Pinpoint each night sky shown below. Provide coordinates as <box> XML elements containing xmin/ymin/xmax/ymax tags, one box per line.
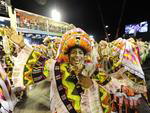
<box><xmin>11</xmin><ymin>0</ymin><xmax>149</xmax><ymax>42</ymax></box>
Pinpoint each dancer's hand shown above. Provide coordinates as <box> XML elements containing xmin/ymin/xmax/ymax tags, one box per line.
<box><xmin>78</xmin><ymin>75</ymin><xmax>93</xmax><ymax>89</ymax></box>
<box><xmin>4</xmin><ymin>28</ymin><xmax>25</xmax><ymax>48</ymax></box>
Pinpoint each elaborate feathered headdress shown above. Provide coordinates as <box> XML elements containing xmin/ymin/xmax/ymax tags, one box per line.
<box><xmin>57</xmin><ymin>28</ymin><xmax>93</xmax><ymax>62</ymax></box>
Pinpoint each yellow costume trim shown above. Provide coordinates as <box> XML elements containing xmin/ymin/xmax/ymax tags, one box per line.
<box><xmin>43</xmin><ymin>59</ymin><xmax>50</xmax><ymax>77</ymax></box>
<box><xmin>60</xmin><ymin>63</ymin><xmax>81</xmax><ymax>111</ymax></box>
<box><xmin>96</xmin><ymin>71</ymin><xmax>108</xmax><ymax>84</ymax></box>
<box><xmin>99</xmin><ymin>87</ymin><xmax>111</xmax><ymax>113</ymax></box>
<box><xmin>24</xmin><ymin>51</ymin><xmax>43</xmax><ymax>85</ymax></box>
<box><xmin>92</xmin><ymin>70</ymin><xmax>111</xmax><ymax>113</ymax></box>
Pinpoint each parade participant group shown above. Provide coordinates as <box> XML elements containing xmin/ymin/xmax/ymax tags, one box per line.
<box><xmin>0</xmin><ymin>27</ymin><xmax>150</xmax><ymax>113</ymax></box>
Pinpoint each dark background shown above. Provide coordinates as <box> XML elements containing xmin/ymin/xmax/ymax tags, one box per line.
<box><xmin>11</xmin><ymin>0</ymin><xmax>150</xmax><ymax>42</ymax></box>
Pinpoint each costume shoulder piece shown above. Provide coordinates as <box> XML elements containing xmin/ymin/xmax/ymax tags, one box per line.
<box><xmin>12</xmin><ymin>45</ymin><xmax>33</xmax><ymax>87</ymax></box>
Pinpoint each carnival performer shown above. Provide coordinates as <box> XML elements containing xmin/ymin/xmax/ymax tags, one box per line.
<box><xmin>2</xmin><ymin>28</ymin><xmax>49</xmax><ymax>88</ymax></box>
<box><xmin>0</xmin><ymin>42</ymin><xmax>17</xmax><ymax>113</ymax></box>
<box><xmin>47</xmin><ymin>28</ymin><xmax>128</xmax><ymax>113</ymax></box>
<box><xmin>42</xmin><ymin>36</ymin><xmax>62</xmax><ymax>59</ymax></box>
<box><xmin>98</xmin><ymin>38</ymin><xmax>148</xmax><ymax>113</ymax></box>
<box><xmin>42</xmin><ymin>36</ymin><xmax>54</xmax><ymax>58</ymax></box>
<box><xmin>136</xmin><ymin>39</ymin><xmax>150</xmax><ymax>107</ymax></box>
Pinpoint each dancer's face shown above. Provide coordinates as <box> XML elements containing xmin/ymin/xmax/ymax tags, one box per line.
<box><xmin>69</xmin><ymin>48</ymin><xmax>85</xmax><ymax>66</ymax></box>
